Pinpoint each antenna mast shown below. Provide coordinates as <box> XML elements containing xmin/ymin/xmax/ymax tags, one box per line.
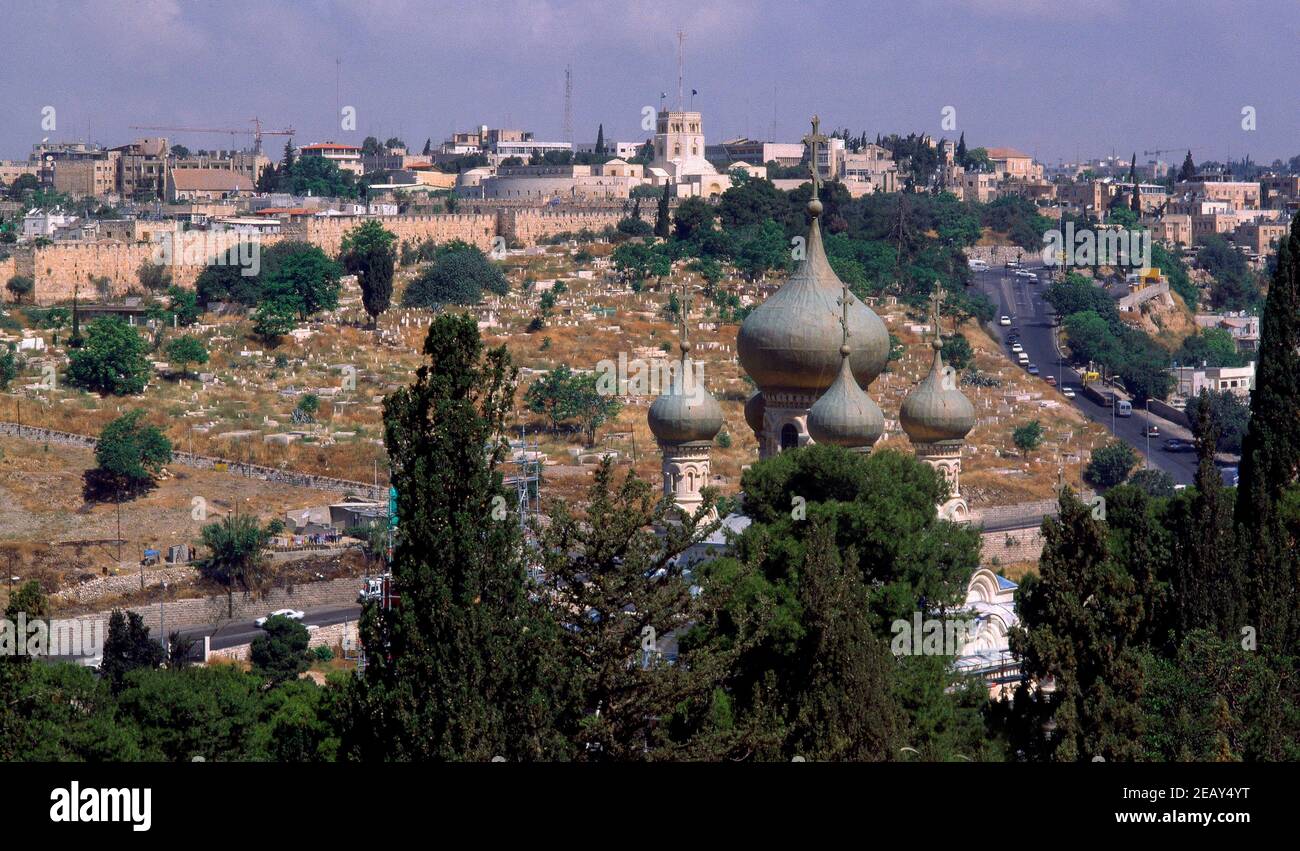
<box><xmin>676</xmin><ymin>30</ymin><xmax>685</xmax><ymax>111</ymax></box>
<box><xmin>563</xmin><ymin>65</ymin><xmax>573</xmax><ymax>143</ymax></box>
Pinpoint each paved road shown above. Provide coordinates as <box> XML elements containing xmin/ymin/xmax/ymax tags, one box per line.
<box><xmin>175</xmin><ymin>603</ymin><xmax>363</xmax><ymax>651</ymax></box>
<box><xmin>970</xmin><ymin>260</ymin><xmax>1198</xmax><ymax>486</ymax></box>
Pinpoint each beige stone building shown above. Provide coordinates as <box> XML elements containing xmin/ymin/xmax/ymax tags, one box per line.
<box><xmin>1175</xmin><ymin>179</ymin><xmax>1260</xmax><ymax>210</ymax></box>
<box><xmin>986</xmin><ymin>147</ymin><xmax>1042</xmax><ymax>181</ymax></box>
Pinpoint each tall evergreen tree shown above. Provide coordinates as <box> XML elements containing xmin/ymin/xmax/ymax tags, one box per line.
<box><xmin>956</xmin><ymin>132</ymin><xmax>967</xmax><ymax>167</ymax></box>
<box><xmin>339</xmin><ymin>219</ymin><xmax>397</xmax><ymax>329</ymax></box>
<box><xmin>1235</xmin><ymin>212</ymin><xmax>1300</xmax><ymax>650</ymax></box>
<box><xmin>1168</xmin><ymin>393</ymin><xmax>1245</xmax><ymax>640</ymax></box>
<box><xmin>339</xmin><ymin>314</ymin><xmax>568</xmax><ymax>761</ymax></box>
<box><xmin>594</xmin><ymin>123</ymin><xmax>605</xmax><ymax>155</ymax></box>
<box><xmin>1004</xmin><ymin>489</ymin><xmax>1145</xmax><ymax>761</ymax></box>
<box><xmin>1178</xmin><ymin>150</ymin><xmax>1196</xmax><ymax>182</ymax></box>
<box><xmin>536</xmin><ymin>459</ymin><xmax>726</xmax><ymax>760</ymax></box>
<box><xmin>654</xmin><ymin>184</ymin><xmax>671</xmax><ymax>239</ymax></box>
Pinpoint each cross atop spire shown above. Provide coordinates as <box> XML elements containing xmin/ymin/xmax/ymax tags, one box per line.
<box><xmin>803</xmin><ymin>114</ymin><xmax>828</xmax><ymax>200</ymax></box>
<box><xmin>838</xmin><ymin>282</ymin><xmax>851</xmax><ymax>349</ymax></box>
<box><xmin>678</xmin><ymin>284</ymin><xmax>692</xmax><ymax>355</ymax></box>
<box><xmin>929</xmin><ymin>284</ymin><xmax>946</xmax><ymax>341</ymax></box>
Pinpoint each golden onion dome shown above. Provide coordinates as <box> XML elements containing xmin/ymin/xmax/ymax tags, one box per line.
<box><xmin>737</xmin><ymin>203</ymin><xmax>889</xmax><ymax>394</ymax></box>
<box><xmin>900</xmin><ymin>339</ymin><xmax>976</xmax><ymax>445</ymax></box>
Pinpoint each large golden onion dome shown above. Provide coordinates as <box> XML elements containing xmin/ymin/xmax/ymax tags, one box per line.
<box><xmin>736</xmin><ymin>201</ymin><xmax>889</xmax><ymax>394</ymax></box>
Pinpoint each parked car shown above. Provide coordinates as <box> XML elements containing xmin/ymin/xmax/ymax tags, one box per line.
<box><xmin>999</xmin><ymin>315</ymin><xmax>1012</xmax><ymax>326</ymax></box>
<box><xmin>1011</xmin><ymin>343</ymin><xmax>1024</xmax><ymax>353</ymax></box>
<box><xmin>1027</xmin><ymin>364</ymin><xmax>1040</xmax><ymax>375</ymax></box>
<box><xmin>1162</xmin><ymin>438</ymin><xmax>1195</xmax><ymax>453</ymax></box>
<box><xmin>1062</xmin><ymin>387</ymin><xmax>1077</xmax><ymax>399</ymax></box>
<box><xmin>1144</xmin><ymin>424</ymin><xmax>1160</xmax><ymax>437</ymax></box>
<box><xmin>255</xmin><ymin>609</ymin><xmax>305</xmax><ymax>628</ymax></box>
<box><xmin>1045</xmin><ymin>376</ymin><xmax>1057</xmax><ymax>386</ymax></box>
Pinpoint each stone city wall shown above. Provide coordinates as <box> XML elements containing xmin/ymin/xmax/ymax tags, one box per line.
<box><xmin>11</xmin><ymin>208</ymin><xmax>622</xmax><ymax>304</ymax></box>
<box><xmin>284</xmin><ymin>213</ymin><xmax>497</xmax><ymax>256</ymax></box>
<box><xmin>498</xmin><ymin>208</ymin><xmax>626</xmax><ymax>245</ymax></box>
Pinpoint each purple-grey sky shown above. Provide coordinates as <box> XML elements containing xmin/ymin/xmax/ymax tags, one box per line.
<box><xmin>1</xmin><ymin>0</ymin><xmax>1297</xmax><ymax>166</ymax></box>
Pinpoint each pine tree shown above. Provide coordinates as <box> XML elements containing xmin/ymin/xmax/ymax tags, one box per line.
<box><xmin>421</xmin><ymin>138</ymin><xmax>432</xmax><ymax>156</ymax></box>
<box><xmin>339</xmin><ymin>314</ymin><xmax>569</xmax><ymax>761</ymax></box>
<box><xmin>1234</xmin><ymin>212</ymin><xmax>1300</xmax><ymax>650</ymax></box>
<box><xmin>536</xmin><ymin>459</ymin><xmax>726</xmax><ymax>760</ymax></box>
<box><xmin>1178</xmin><ymin>150</ymin><xmax>1196</xmax><ymax>182</ymax></box>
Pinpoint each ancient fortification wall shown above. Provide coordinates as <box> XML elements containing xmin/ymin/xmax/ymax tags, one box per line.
<box><xmin>499</xmin><ymin>208</ymin><xmax>625</xmax><ymax>245</ymax></box>
<box><xmin>10</xmin><ymin>209</ymin><xmax>603</xmax><ymax>304</ymax></box>
<box><xmin>284</xmin><ymin>213</ymin><xmax>497</xmax><ymax>256</ymax></box>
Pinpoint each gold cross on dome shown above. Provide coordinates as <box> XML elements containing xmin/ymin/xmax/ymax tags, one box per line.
<box><xmin>678</xmin><ymin>284</ymin><xmax>692</xmax><ymax>346</ymax></box>
<box><xmin>803</xmin><ymin>115</ymin><xmax>828</xmax><ymax>199</ymax></box>
<box><xmin>930</xmin><ymin>285</ymin><xmax>946</xmax><ymax>340</ymax></box>
<box><xmin>838</xmin><ymin>283</ymin><xmax>851</xmax><ymax>349</ymax></box>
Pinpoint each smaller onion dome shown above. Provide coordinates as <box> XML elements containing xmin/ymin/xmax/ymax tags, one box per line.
<box><xmin>744</xmin><ymin>391</ymin><xmax>766</xmax><ymax>434</ymax></box>
<box><xmin>807</xmin><ymin>345</ymin><xmax>884</xmax><ymax>449</ymax></box>
<box><xmin>900</xmin><ymin>339</ymin><xmax>976</xmax><ymax>445</ymax></box>
<box><xmin>648</xmin><ymin>357</ymin><xmax>723</xmax><ymax>444</ymax></box>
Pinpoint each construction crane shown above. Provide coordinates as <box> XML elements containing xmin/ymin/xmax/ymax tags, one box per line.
<box><xmin>128</xmin><ymin>117</ymin><xmax>295</xmax><ymax>155</ymax></box>
<box><xmin>1142</xmin><ymin>148</ymin><xmax>1185</xmax><ymax>158</ymax></box>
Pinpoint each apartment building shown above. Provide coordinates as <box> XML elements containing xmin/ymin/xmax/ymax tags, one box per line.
<box><xmin>1175</xmin><ymin>178</ymin><xmax>1261</xmax><ymax>210</ymax></box>
<box><xmin>299</xmin><ymin>142</ymin><xmax>364</xmax><ymax>175</ymax></box>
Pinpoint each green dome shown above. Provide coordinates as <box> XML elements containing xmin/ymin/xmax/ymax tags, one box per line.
<box><xmin>807</xmin><ymin>355</ymin><xmax>884</xmax><ymax>448</ymax></box>
<box><xmin>900</xmin><ymin>341</ymin><xmax>975</xmax><ymax>444</ymax></box>
<box><xmin>737</xmin><ymin>214</ymin><xmax>889</xmax><ymax>394</ymax></box>
<box><xmin>648</xmin><ymin>358</ymin><xmax>723</xmax><ymax>444</ymax></box>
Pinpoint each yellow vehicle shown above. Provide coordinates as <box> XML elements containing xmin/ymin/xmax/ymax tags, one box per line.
<box><xmin>1082</xmin><ymin>370</ymin><xmax>1100</xmax><ymax>383</ymax></box>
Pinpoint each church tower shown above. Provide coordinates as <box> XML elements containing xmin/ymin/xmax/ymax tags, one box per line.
<box><xmin>900</xmin><ymin>290</ymin><xmax>977</xmax><ymax>522</ymax></box>
<box><xmin>648</xmin><ymin>288</ymin><xmax>723</xmax><ymax>516</ymax></box>
<box><xmin>738</xmin><ymin>116</ymin><xmax>890</xmax><ymax>458</ymax></box>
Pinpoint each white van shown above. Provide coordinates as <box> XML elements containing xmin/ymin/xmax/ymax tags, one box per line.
<box><xmin>1116</xmin><ymin>400</ymin><xmax>1132</xmax><ymax>417</ymax></box>
<box><xmin>1017</xmin><ymin>352</ymin><xmax>1030</xmax><ymax>365</ymax></box>
<box><xmin>969</xmin><ymin>258</ymin><xmax>989</xmax><ymax>272</ymax></box>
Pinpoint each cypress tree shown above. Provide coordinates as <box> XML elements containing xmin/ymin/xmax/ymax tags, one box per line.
<box><xmin>956</xmin><ymin>132</ymin><xmax>967</xmax><ymax>167</ymax></box>
<box><xmin>1235</xmin><ymin>211</ymin><xmax>1300</xmax><ymax>649</ymax></box>
<box><xmin>1005</xmin><ymin>489</ymin><xmax>1145</xmax><ymax>761</ymax></box>
<box><xmin>1169</xmin><ymin>392</ymin><xmax>1245</xmax><ymax>640</ymax></box>
<box><xmin>1178</xmin><ymin>150</ymin><xmax>1196</xmax><ymax>182</ymax></box>
<box><xmin>594</xmin><ymin>123</ymin><xmax>605</xmax><ymax>155</ymax></box>
<box><xmin>340</xmin><ymin>314</ymin><xmax>568</xmax><ymax>760</ymax></box>
<box><xmin>654</xmin><ymin>184</ymin><xmax>671</xmax><ymax>239</ymax></box>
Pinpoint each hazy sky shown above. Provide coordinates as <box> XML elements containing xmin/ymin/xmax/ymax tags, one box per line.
<box><xmin>1</xmin><ymin>0</ymin><xmax>1297</xmax><ymax>165</ymax></box>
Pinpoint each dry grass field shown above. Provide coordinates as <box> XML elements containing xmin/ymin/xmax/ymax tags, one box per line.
<box><xmin>0</xmin><ymin>241</ymin><xmax>1115</xmax><ymax>593</ymax></box>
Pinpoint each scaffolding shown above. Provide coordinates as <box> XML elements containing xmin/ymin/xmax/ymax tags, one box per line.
<box><xmin>508</xmin><ymin>427</ymin><xmax>543</xmax><ymax>532</ymax></box>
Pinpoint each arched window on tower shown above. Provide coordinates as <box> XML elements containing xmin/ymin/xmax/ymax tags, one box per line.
<box><xmin>780</xmin><ymin>423</ymin><xmax>799</xmax><ymax>451</ymax></box>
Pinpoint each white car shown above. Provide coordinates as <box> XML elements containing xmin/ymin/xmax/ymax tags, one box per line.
<box><xmin>255</xmin><ymin>609</ymin><xmax>305</xmax><ymax>628</ymax></box>
<box><xmin>1011</xmin><ymin>343</ymin><xmax>1024</xmax><ymax>353</ymax></box>
<box><xmin>999</xmin><ymin>315</ymin><xmax>1012</xmax><ymax>326</ymax></box>
<box><xmin>1062</xmin><ymin>387</ymin><xmax>1077</xmax><ymax>399</ymax></box>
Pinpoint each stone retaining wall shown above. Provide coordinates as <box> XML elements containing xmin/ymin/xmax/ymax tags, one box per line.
<box><xmin>64</xmin><ymin>576</ymin><xmax>362</xmax><ymax>638</ymax></box>
<box><xmin>204</xmin><ymin>618</ymin><xmax>357</xmax><ymax>664</ymax></box>
<box><xmin>979</xmin><ymin>525</ymin><xmax>1047</xmax><ymax>566</ymax></box>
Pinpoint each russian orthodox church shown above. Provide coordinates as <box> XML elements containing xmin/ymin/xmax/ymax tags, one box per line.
<box><xmin>650</xmin><ymin>117</ymin><xmax>1016</xmax><ymax>681</ymax></box>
